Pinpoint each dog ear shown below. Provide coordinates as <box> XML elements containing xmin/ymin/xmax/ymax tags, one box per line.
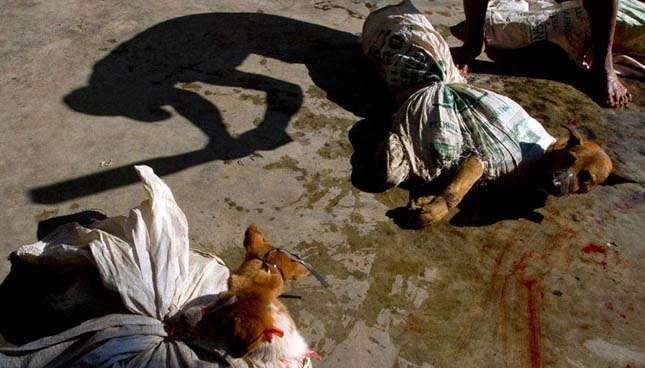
<box><xmin>561</xmin><ymin>124</ymin><xmax>584</xmax><ymax>147</ymax></box>
<box><xmin>244</xmin><ymin>224</ymin><xmax>270</xmax><ymax>258</ymax></box>
<box><xmin>244</xmin><ymin>224</ymin><xmax>264</xmax><ymax>247</ymax></box>
<box><xmin>602</xmin><ymin>169</ymin><xmax>638</xmax><ymax>186</ymax></box>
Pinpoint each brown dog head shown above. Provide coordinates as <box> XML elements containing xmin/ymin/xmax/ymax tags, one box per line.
<box><xmin>543</xmin><ymin>125</ymin><xmax>630</xmax><ymax>196</ymax></box>
<box><xmin>196</xmin><ymin>224</ymin><xmax>310</xmax><ymax>358</ymax></box>
<box><xmin>241</xmin><ymin>224</ymin><xmax>310</xmax><ymax>282</ymax></box>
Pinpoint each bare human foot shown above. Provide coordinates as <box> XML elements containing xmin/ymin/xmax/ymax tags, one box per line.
<box><xmin>580</xmin><ymin>0</ymin><xmax>630</xmax><ymax>108</ymax></box>
<box><xmin>590</xmin><ymin>67</ymin><xmax>632</xmax><ymax>108</ymax></box>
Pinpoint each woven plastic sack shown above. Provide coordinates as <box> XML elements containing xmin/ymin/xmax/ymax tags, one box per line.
<box><xmin>0</xmin><ymin>166</ymin><xmax>310</xmax><ymax>368</ymax></box>
<box><xmin>485</xmin><ymin>0</ymin><xmax>645</xmax><ymax>78</ymax></box>
<box><xmin>362</xmin><ymin>0</ymin><xmax>555</xmax><ymax>186</ymax></box>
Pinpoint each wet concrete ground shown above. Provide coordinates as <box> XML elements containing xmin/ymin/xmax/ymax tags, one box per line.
<box><xmin>1</xmin><ymin>0</ymin><xmax>644</xmax><ymax>367</ymax></box>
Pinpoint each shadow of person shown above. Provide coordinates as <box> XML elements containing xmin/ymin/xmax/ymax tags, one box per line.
<box><xmin>0</xmin><ymin>211</ymin><xmax>128</xmax><ymax>345</ymax></box>
<box><xmin>30</xmin><ymin>12</ymin><xmax>390</xmax><ymax>204</ymax></box>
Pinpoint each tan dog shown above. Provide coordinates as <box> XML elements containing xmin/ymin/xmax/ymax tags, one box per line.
<box><xmin>408</xmin><ymin>126</ymin><xmax>619</xmax><ymax>226</ymax></box>
<box><xmin>183</xmin><ymin>224</ymin><xmax>322</xmax><ymax>365</ymax></box>
<box><xmin>361</xmin><ymin>2</ymin><xmax>629</xmax><ymax>227</ymax></box>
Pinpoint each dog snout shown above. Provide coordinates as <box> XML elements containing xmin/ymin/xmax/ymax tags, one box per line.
<box><xmin>548</xmin><ymin>171</ymin><xmax>574</xmax><ymax>196</ymax></box>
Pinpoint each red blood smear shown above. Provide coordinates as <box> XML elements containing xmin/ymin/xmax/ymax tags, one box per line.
<box><xmin>582</xmin><ymin>244</ymin><xmax>606</xmax><ymax>254</ymax></box>
<box><xmin>581</xmin><ymin>244</ymin><xmax>609</xmax><ymax>269</ymax></box>
<box><xmin>524</xmin><ymin>280</ymin><xmax>541</xmax><ymax>368</ymax></box>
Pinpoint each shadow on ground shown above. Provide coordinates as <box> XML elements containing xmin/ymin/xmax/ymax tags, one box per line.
<box><xmin>348</xmin><ymin>117</ymin><xmax>393</xmax><ymax>194</ymax></box>
<box><xmin>449</xmin><ymin>187</ymin><xmax>548</xmax><ymax>226</ymax></box>
<box><xmin>449</xmin><ymin>21</ymin><xmax>594</xmax><ymax>100</ymax></box>
<box><xmin>382</xmin><ymin>188</ymin><xmax>549</xmax><ymax>229</ymax></box>
<box><xmin>30</xmin><ymin>12</ymin><xmax>390</xmax><ymax>204</ymax></box>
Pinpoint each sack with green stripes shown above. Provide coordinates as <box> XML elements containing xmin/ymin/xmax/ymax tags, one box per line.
<box><xmin>361</xmin><ymin>0</ymin><xmax>555</xmax><ymax>186</ymax></box>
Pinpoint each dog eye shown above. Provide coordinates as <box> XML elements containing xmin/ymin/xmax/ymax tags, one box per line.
<box><xmin>579</xmin><ymin>170</ymin><xmax>593</xmax><ymax>183</ymax></box>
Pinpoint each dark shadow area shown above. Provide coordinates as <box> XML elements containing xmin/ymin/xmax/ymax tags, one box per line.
<box><xmin>36</xmin><ymin>209</ymin><xmax>107</xmax><ymax>240</ymax></box>
<box><xmin>450</xmin><ymin>187</ymin><xmax>548</xmax><ymax>227</ymax></box>
<box><xmin>381</xmin><ymin>186</ymin><xmax>547</xmax><ymax>229</ymax></box>
<box><xmin>385</xmin><ymin>207</ymin><xmax>424</xmax><ymax>230</ymax></box>
<box><xmin>348</xmin><ymin>115</ymin><xmax>395</xmax><ymax>194</ymax></box>
<box><xmin>450</xmin><ymin>21</ymin><xmax>592</xmax><ymax>98</ymax></box>
<box><xmin>30</xmin><ymin>12</ymin><xmax>391</xmax><ymax>204</ymax></box>
<box><xmin>474</xmin><ymin>44</ymin><xmax>588</xmax><ymax>88</ymax></box>
<box><xmin>449</xmin><ymin>171</ymin><xmax>639</xmax><ymax>226</ymax></box>
<box><xmin>0</xmin><ymin>211</ymin><xmax>128</xmax><ymax>346</ymax></box>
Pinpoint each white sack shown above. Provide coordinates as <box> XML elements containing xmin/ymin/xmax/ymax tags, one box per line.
<box><xmin>0</xmin><ymin>166</ymin><xmax>237</xmax><ymax>367</ymax></box>
<box><xmin>361</xmin><ymin>0</ymin><xmax>466</xmax><ymax>88</ymax></box>
<box><xmin>362</xmin><ymin>1</ymin><xmax>555</xmax><ymax>186</ymax></box>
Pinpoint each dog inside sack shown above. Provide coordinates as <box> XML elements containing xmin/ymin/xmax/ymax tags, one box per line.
<box><xmin>0</xmin><ymin>166</ymin><xmax>312</xmax><ymax>368</ymax></box>
<box><xmin>361</xmin><ymin>0</ymin><xmax>556</xmax><ymax>187</ymax></box>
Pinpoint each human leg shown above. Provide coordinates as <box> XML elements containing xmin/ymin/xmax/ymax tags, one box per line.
<box><xmin>452</xmin><ymin>0</ymin><xmax>489</xmax><ymax>74</ymax></box>
<box><xmin>582</xmin><ymin>0</ymin><xmax>632</xmax><ymax>107</ymax></box>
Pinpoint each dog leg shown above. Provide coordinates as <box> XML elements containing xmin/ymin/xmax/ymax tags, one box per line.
<box><xmin>415</xmin><ymin>155</ymin><xmax>484</xmax><ymax>225</ymax></box>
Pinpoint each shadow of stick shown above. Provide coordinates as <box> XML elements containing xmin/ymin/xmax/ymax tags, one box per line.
<box><xmin>30</xmin><ymin>149</ymin><xmax>216</xmax><ymax>203</ymax></box>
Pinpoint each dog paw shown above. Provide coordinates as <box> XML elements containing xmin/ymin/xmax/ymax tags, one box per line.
<box><xmin>409</xmin><ymin>195</ymin><xmax>435</xmax><ymax>210</ymax></box>
<box><xmin>417</xmin><ymin>196</ymin><xmax>449</xmax><ymax>226</ymax></box>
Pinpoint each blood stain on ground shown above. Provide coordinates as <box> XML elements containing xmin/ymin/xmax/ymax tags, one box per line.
<box><xmin>524</xmin><ymin>279</ymin><xmax>542</xmax><ymax>368</ymax></box>
<box><xmin>580</xmin><ymin>243</ymin><xmax>620</xmax><ymax>269</ymax></box>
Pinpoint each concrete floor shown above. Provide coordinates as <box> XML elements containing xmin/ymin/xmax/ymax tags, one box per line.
<box><xmin>1</xmin><ymin>0</ymin><xmax>644</xmax><ymax>367</ymax></box>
